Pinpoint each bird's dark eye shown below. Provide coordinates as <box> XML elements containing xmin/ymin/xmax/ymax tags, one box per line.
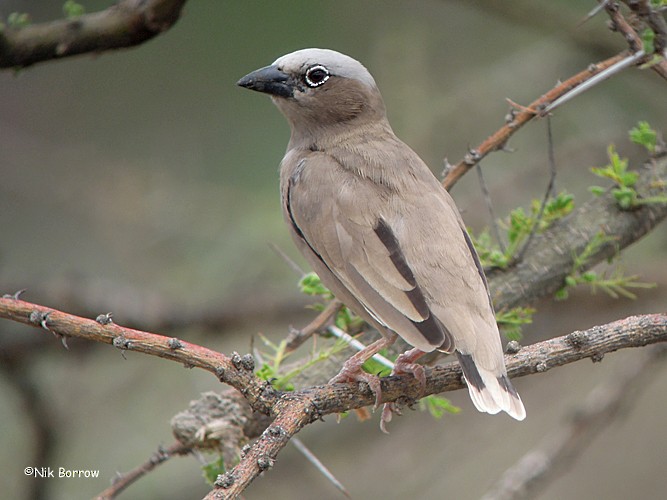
<box><xmin>304</xmin><ymin>65</ymin><xmax>330</xmax><ymax>88</ymax></box>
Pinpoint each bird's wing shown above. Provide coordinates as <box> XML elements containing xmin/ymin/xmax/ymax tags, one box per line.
<box><xmin>281</xmin><ymin>147</ymin><xmax>525</xmax><ymax>419</ymax></box>
<box><xmin>281</xmin><ymin>151</ymin><xmax>452</xmax><ymax>353</ymax></box>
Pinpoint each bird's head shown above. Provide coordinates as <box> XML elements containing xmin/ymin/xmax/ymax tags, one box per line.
<box><xmin>237</xmin><ymin>48</ymin><xmax>387</xmax><ymax>139</ymax></box>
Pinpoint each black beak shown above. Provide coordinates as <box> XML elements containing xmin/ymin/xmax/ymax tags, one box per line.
<box><xmin>237</xmin><ymin>65</ymin><xmax>293</xmax><ymax>98</ymax></box>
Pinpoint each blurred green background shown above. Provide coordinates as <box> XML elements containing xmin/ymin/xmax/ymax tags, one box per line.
<box><xmin>1</xmin><ymin>1</ymin><xmax>666</xmax><ymax>499</ymax></box>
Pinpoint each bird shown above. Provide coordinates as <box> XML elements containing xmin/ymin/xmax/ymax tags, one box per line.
<box><xmin>237</xmin><ymin>48</ymin><xmax>525</xmax><ymax>423</ymax></box>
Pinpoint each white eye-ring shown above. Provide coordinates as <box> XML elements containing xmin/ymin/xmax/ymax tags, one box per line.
<box><xmin>304</xmin><ymin>65</ymin><xmax>330</xmax><ymax>88</ymax></box>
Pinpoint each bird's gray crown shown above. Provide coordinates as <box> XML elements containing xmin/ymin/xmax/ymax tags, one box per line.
<box><xmin>273</xmin><ymin>48</ymin><xmax>377</xmax><ymax>88</ymax></box>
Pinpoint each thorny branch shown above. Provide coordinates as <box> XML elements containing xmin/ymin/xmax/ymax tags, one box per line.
<box><xmin>442</xmin><ymin>1</ymin><xmax>667</xmax><ymax>190</ymax></box>
<box><xmin>0</xmin><ymin>296</ymin><xmax>279</xmax><ymax>416</ymax></box>
<box><xmin>0</xmin><ymin>0</ymin><xmax>188</xmax><ymax>69</ymax></box>
<box><xmin>620</xmin><ymin>0</ymin><xmax>667</xmax><ymax>54</ymax></box>
<box><xmin>442</xmin><ymin>52</ymin><xmax>627</xmax><ymax>190</ymax></box>
<box><xmin>0</xmin><ymin>2</ymin><xmax>665</xmax><ymax>498</ymax></box>
<box><xmin>96</xmin><ymin>442</ymin><xmax>192</xmax><ymax>500</ymax></box>
<box><xmin>284</xmin><ymin>299</ymin><xmax>342</xmax><ymax>351</ymax></box>
<box><xmin>1</xmin><ymin>294</ymin><xmax>667</xmax><ymax>498</ymax></box>
<box><xmin>482</xmin><ymin>344</ymin><xmax>667</xmax><ymax>500</ymax></box>
<box><xmin>489</xmin><ymin>154</ymin><xmax>667</xmax><ymax>311</ymax></box>
<box><xmin>214</xmin><ymin>316</ymin><xmax>667</xmax><ymax>499</ymax></box>
<box><xmin>1</xmin><ymin>150</ymin><xmax>665</xmax><ymax>498</ymax></box>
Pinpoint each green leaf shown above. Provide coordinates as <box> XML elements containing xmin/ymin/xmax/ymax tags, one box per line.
<box><xmin>496</xmin><ymin>306</ymin><xmax>536</xmax><ymax>341</ymax></box>
<box><xmin>202</xmin><ymin>455</ymin><xmax>226</xmax><ymax>486</ymax></box>
<box><xmin>256</xmin><ymin>362</ymin><xmax>277</xmax><ymax>382</ymax></box>
<box><xmin>468</xmin><ymin>228</ymin><xmax>509</xmax><ymax>269</ymax></box>
<box><xmin>629</xmin><ymin>121</ymin><xmax>657</xmax><ymax>153</ymax></box>
<box><xmin>640</xmin><ymin>28</ymin><xmax>656</xmax><ymax>54</ymax></box>
<box><xmin>469</xmin><ymin>190</ymin><xmax>574</xmax><ymax>269</ymax></box>
<box><xmin>538</xmin><ymin>191</ymin><xmax>575</xmax><ymax>229</ymax></box>
<box><xmin>298</xmin><ymin>272</ymin><xmax>332</xmax><ymax>298</ymax></box>
<box><xmin>620</xmin><ymin>172</ymin><xmax>638</xmax><ymax>187</ymax></box>
<box><xmin>590</xmin><ymin>145</ymin><xmax>640</xmax><ymax>209</ymax></box>
<box><xmin>7</xmin><ymin>12</ymin><xmax>31</xmax><ymax>28</ymax></box>
<box><xmin>419</xmin><ymin>395</ymin><xmax>461</xmax><ymax>418</ymax></box>
<box><xmin>613</xmin><ymin>187</ymin><xmax>636</xmax><ymax>210</ymax></box>
<box><xmin>63</xmin><ymin>0</ymin><xmax>85</xmax><ymax>18</ymax></box>
<box><xmin>581</xmin><ymin>271</ymin><xmax>597</xmax><ymax>282</ymax></box>
<box><xmin>589</xmin><ymin>186</ymin><xmax>605</xmax><ymax>196</ymax></box>
<box><xmin>507</xmin><ymin>207</ymin><xmax>530</xmax><ymax>245</ymax></box>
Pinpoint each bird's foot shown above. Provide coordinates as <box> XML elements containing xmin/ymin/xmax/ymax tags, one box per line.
<box><xmin>330</xmin><ymin>364</ymin><xmax>383</xmax><ymax>409</ymax></box>
<box><xmin>392</xmin><ymin>348</ymin><xmax>427</xmax><ymax>392</ymax></box>
<box><xmin>380</xmin><ymin>402</ymin><xmax>400</xmax><ymax>433</ymax></box>
<box><xmin>329</xmin><ymin>334</ymin><xmax>397</xmax><ymax>409</ymax></box>
<box><xmin>380</xmin><ymin>348</ymin><xmax>427</xmax><ymax>433</ymax></box>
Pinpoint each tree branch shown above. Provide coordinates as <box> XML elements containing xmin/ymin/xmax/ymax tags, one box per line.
<box><xmin>482</xmin><ymin>344</ymin><xmax>667</xmax><ymax>500</ymax></box>
<box><xmin>1</xmin><ymin>152</ymin><xmax>665</xmax><ymax>497</ymax></box>
<box><xmin>1</xmin><ymin>4</ymin><xmax>664</xmax><ymax>494</ymax></box>
<box><xmin>441</xmin><ymin>51</ymin><xmax>631</xmax><ymax>190</ymax></box>
<box><xmin>0</xmin><ymin>278</ymin><xmax>308</xmax><ymax>336</ymax></box>
<box><xmin>95</xmin><ymin>442</ymin><xmax>192</xmax><ymax>500</ymax></box>
<box><xmin>489</xmin><ymin>154</ymin><xmax>667</xmax><ymax>311</ymax></box>
<box><xmin>209</xmin><ymin>313</ymin><xmax>667</xmax><ymax>498</ymax></box>
<box><xmin>442</xmin><ymin>2</ymin><xmax>667</xmax><ymax>190</ymax></box>
<box><xmin>0</xmin><ymin>295</ymin><xmax>665</xmax><ymax>497</ymax></box>
<box><xmin>0</xmin><ymin>296</ymin><xmax>279</xmax><ymax>415</ymax></box>
<box><xmin>0</xmin><ymin>0</ymin><xmax>188</xmax><ymax>69</ymax></box>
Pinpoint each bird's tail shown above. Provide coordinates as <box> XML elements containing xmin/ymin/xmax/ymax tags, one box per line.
<box><xmin>456</xmin><ymin>352</ymin><xmax>526</xmax><ymax>421</ymax></box>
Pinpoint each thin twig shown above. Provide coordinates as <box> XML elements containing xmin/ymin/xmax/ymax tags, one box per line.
<box><xmin>620</xmin><ymin>0</ymin><xmax>667</xmax><ymax>54</ymax></box>
<box><xmin>541</xmin><ymin>50</ymin><xmax>646</xmax><ymax>114</ymax></box>
<box><xmin>608</xmin><ymin>0</ymin><xmax>667</xmax><ymax>79</ymax></box>
<box><xmin>614</xmin><ymin>0</ymin><xmax>667</xmax><ymax>79</ymax></box>
<box><xmin>580</xmin><ymin>0</ymin><xmax>610</xmax><ymax>26</ymax></box>
<box><xmin>292</xmin><ymin>438</ymin><xmax>351</xmax><ymax>498</ymax></box>
<box><xmin>269</xmin><ymin>242</ymin><xmax>305</xmax><ymax>276</ymax></box>
<box><xmin>95</xmin><ymin>442</ymin><xmax>192</xmax><ymax>500</ymax></box>
<box><xmin>544</xmin><ymin>115</ymin><xmax>557</xmax><ymax>198</ymax></box>
<box><xmin>0</xmin><ymin>296</ymin><xmax>279</xmax><ymax>415</ymax></box>
<box><xmin>515</xmin><ymin>116</ymin><xmax>558</xmax><ymax>263</ymax></box>
<box><xmin>605</xmin><ymin>0</ymin><xmax>667</xmax><ymax>78</ymax></box>
<box><xmin>284</xmin><ymin>299</ymin><xmax>343</xmax><ymax>352</ymax></box>
<box><xmin>476</xmin><ymin>163</ymin><xmax>507</xmax><ymax>253</ymax></box>
<box><xmin>443</xmin><ymin>2</ymin><xmax>666</xmax><ymax>190</ymax></box>
<box><xmin>441</xmin><ymin>52</ymin><xmax>629</xmax><ymax>190</ymax></box>
<box><xmin>606</xmin><ymin>1</ymin><xmax>644</xmax><ymax>51</ymax></box>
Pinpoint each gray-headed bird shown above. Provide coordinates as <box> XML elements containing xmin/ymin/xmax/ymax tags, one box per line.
<box><xmin>237</xmin><ymin>48</ymin><xmax>525</xmax><ymax>423</ymax></box>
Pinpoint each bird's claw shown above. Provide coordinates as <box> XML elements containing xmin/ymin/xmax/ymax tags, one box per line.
<box><xmin>330</xmin><ymin>367</ymin><xmax>383</xmax><ymax>409</ymax></box>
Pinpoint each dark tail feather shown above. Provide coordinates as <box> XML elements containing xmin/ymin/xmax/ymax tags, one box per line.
<box><xmin>456</xmin><ymin>352</ymin><xmax>526</xmax><ymax>421</ymax></box>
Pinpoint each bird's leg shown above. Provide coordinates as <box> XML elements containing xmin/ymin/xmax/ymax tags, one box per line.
<box><xmin>392</xmin><ymin>347</ymin><xmax>427</xmax><ymax>389</ymax></box>
<box><xmin>329</xmin><ymin>332</ymin><xmax>398</xmax><ymax>408</ymax></box>
<box><xmin>380</xmin><ymin>347</ymin><xmax>427</xmax><ymax>433</ymax></box>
